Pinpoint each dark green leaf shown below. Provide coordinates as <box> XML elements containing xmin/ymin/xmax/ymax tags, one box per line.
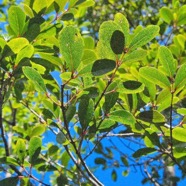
<box><xmin>0</xmin><ymin>177</ymin><xmax>19</xmax><ymax>186</ymax></box>
<box><xmin>110</xmin><ymin>30</ymin><xmax>125</xmax><ymax>54</ymax></box>
<box><xmin>137</xmin><ymin>110</ymin><xmax>166</xmax><ymax>124</ymax></box>
<box><xmin>133</xmin><ymin>147</ymin><xmax>156</xmax><ymax>158</ymax></box>
<box><xmin>66</xmin><ymin>105</ymin><xmax>76</xmax><ymax>123</ymax></box>
<box><xmin>57</xmin><ymin>174</ymin><xmax>68</xmax><ymax>186</ymax></box>
<box><xmin>111</xmin><ymin>169</ymin><xmax>117</xmax><ymax>182</ymax></box>
<box><xmin>94</xmin><ymin>157</ymin><xmax>106</xmax><ymax>165</ymax></box>
<box><xmin>61</xmin><ymin>13</ymin><xmax>74</xmax><ymax>21</ymax></box>
<box><xmin>56</xmin><ymin>132</ymin><xmax>67</xmax><ymax>144</ymax></box>
<box><xmin>104</xmin><ymin>92</ymin><xmax>119</xmax><ymax>113</ymax></box>
<box><xmin>123</xmin><ymin>81</ymin><xmax>143</xmax><ymax>90</ymax></box>
<box><xmin>91</xmin><ymin>59</ymin><xmax>116</xmax><ymax>76</ymax></box>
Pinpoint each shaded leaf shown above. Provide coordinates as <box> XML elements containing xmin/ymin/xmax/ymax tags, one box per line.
<box><xmin>104</xmin><ymin>92</ymin><xmax>119</xmax><ymax>113</ymax></box>
<box><xmin>99</xmin><ymin>119</ymin><xmax>116</xmax><ymax>130</ymax></box>
<box><xmin>61</xmin><ymin>13</ymin><xmax>74</xmax><ymax>21</ymax></box>
<box><xmin>112</xmin><ymin>169</ymin><xmax>117</xmax><ymax>182</ymax></box>
<box><xmin>123</xmin><ymin>81</ymin><xmax>143</xmax><ymax>90</ymax></box>
<box><xmin>65</xmin><ymin>105</ymin><xmax>76</xmax><ymax>123</ymax></box>
<box><xmin>110</xmin><ymin>30</ymin><xmax>125</xmax><ymax>54</ymax></box>
<box><xmin>133</xmin><ymin>147</ymin><xmax>156</xmax><ymax>158</ymax></box>
<box><xmin>137</xmin><ymin>110</ymin><xmax>166</xmax><ymax>124</ymax></box>
<box><xmin>22</xmin><ymin>66</ymin><xmax>47</xmax><ymax>92</ymax></box>
<box><xmin>0</xmin><ymin>177</ymin><xmax>19</xmax><ymax>186</ymax></box>
<box><xmin>57</xmin><ymin>174</ymin><xmax>68</xmax><ymax>186</ymax></box>
<box><xmin>94</xmin><ymin>157</ymin><xmax>106</xmax><ymax>165</ymax></box>
<box><xmin>129</xmin><ymin>25</ymin><xmax>159</xmax><ymax>51</ymax></box>
<box><xmin>56</xmin><ymin>132</ymin><xmax>67</xmax><ymax>144</ymax></box>
<box><xmin>91</xmin><ymin>59</ymin><xmax>116</xmax><ymax>76</ymax></box>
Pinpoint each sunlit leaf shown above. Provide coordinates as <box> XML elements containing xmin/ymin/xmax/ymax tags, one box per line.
<box><xmin>159</xmin><ymin>7</ymin><xmax>173</xmax><ymax>24</ymax></box>
<box><xmin>8</xmin><ymin>6</ymin><xmax>26</xmax><ymax>36</ymax></box>
<box><xmin>129</xmin><ymin>25</ymin><xmax>159</xmax><ymax>51</ymax></box>
<box><xmin>22</xmin><ymin>66</ymin><xmax>47</xmax><ymax>92</ymax></box>
<box><xmin>172</xmin><ymin>127</ymin><xmax>186</xmax><ymax>142</ymax></box>
<box><xmin>28</xmin><ymin>136</ymin><xmax>42</xmax><ymax>164</ymax></box>
<box><xmin>158</xmin><ymin>46</ymin><xmax>176</xmax><ymax>77</ymax></box>
<box><xmin>59</xmin><ymin>26</ymin><xmax>84</xmax><ymax>72</ymax></box>
<box><xmin>91</xmin><ymin>59</ymin><xmax>116</xmax><ymax>76</ymax></box>
<box><xmin>175</xmin><ymin>64</ymin><xmax>186</xmax><ymax>89</ymax></box>
<box><xmin>30</xmin><ymin>125</ymin><xmax>46</xmax><ymax>137</ymax></box>
<box><xmin>139</xmin><ymin>67</ymin><xmax>170</xmax><ymax>88</ymax></box>
<box><xmin>16</xmin><ymin>139</ymin><xmax>26</xmax><ymax>163</ymax></box>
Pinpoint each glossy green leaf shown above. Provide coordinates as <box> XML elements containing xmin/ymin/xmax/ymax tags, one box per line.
<box><xmin>114</xmin><ymin>13</ymin><xmax>129</xmax><ymax>46</ymax></box>
<box><xmin>59</xmin><ymin>26</ymin><xmax>84</xmax><ymax>72</ymax></box>
<box><xmin>104</xmin><ymin>92</ymin><xmax>119</xmax><ymax>113</ymax></box>
<box><xmin>97</xmin><ymin>21</ymin><xmax>123</xmax><ymax>59</ymax></box>
<box><xmin>7</xmin><ymin>38</ymin><xmax>29</xmax><ymax>54</ymax></box>
<box><xmin>78</xmin><ymin>98</ymin><xmax>94</xmax><ymax>129</ymax></box>
<box><xmin>133</xmin><ymin>147</ymin><xmax>156</xmax><ymax>158</ymax></box>
<box><xmin>8</xmin><ymin>6</ymin><xmax>26</xmax><ymax>36</ymax></box>
<box><xmin>173</xmin><ymin>147</ymin><xmax>186</xmax><ymax>158</ymax></box>
<box><xmin>137</xmin><ymin>110</ymin><xmax>166</xmax><ymax>124</ymax></box>
<box><xmin>159</xmin><ymin>7</ymin><xmax>173</xmax><ymax>24</ymax></box>
<box><xmin>91</xmin><ymin>59</ymin><xmax>116</xmax><ymax>76</ymax></box>
<box><xmin>0</xmin><ymin>177</ymin><xmax>19</xmax><ymax>186</ymax></box>
<box><xmin>175</xmin><ymin>64</ymin><xmax>186</xmax><ymax>89</ymax></box>
<box><xmin>158</xmin><ymin>46</ymin><xmax>176</xmax><ymax>77</ymax></box>
<box><xmin>75</xmin><ymin>0</ymin><xmax>95</xmax><ymax>7</ymax></box>
<box><xmin>172</xmin><ymin>127</ymin><xmax>186</xmax><ymax>142</ymax></box>
<box><xmin>16</xmin><ymin>139</ymin><xmax>26</xmax><ymax>163</ymax></box>
<box><xmin>22</xmin><ymin>66</ymin><xmax>47</xmax><ymax>92</ymax></box>
<box><xmin>109</xmin><ymin>110</ymin><xmax>136</xmax><ymax>125</ymax></box>
<box><xmin>139</xmin><ymin>67</ymin><xmax>170</xmax><ymax>88</ymax></box>
<box><xmin>110</xmin><ymin>30</ymin><xmax>125</xmax><ymax>54</ymax></box>
<box><xmin>129</xmin><ymin>25</ymin><xmax>159</xmax><ymax>51</ymax></box>
<box><xmin>30</xmin><ymin>125</ymin><xmax>45</xmax><ymax>137</ymax></box>
<box><xmin>28</xmin><ymin>136</ymin><xmax>42</xmax><ymax>164</ymax></box>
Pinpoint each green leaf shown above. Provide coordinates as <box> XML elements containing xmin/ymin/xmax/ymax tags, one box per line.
<box><xmin>7</xmin><ymin>38</ymin><xmax>29</xmax><ymax>54</ymax></box>
<box><xmin>59</xmin><ymin>26</ymin><xmax>84</xmax><ymax>72</ymax></box>
<box><xmin>78</xmin><ymin>98</ymin><xmax>94</xmax><ymax>129</ymax></box>
<box><xmin>97</xmin><ymin>21</ymin><xmax>123</xmax><ymax>59</ymax></box>
<box><xmin>57</xmin><ymin>174</ymin><xmax>68</xmax><ymax>186</ymax></box>
<box><xmin>83</xmin><ymin>36</ymin><xmax>95</xmax><ymax>49</ymax></box>
<box><xmin>109</xmin><ymin>110</ymin><xmax>136</xmax><ymax>125</ymax></box>
<box><xmin>61</xmin><ymin>13</ymin><xmax>74</xmax><ymax>21</ymax></box>
<box><xmin>175</xmin><ymin>64</ymin><xmax>186</xmax><ymax>89</ymax></box>
<box><xmin>137</xmin><ymin>110</ymin><xmax>166</xmax><ymax>124</ymax></box>
<box><xmin>123</xmin><ymin>49</ymin><xmax>147</xmax><ymax>64</ymax></box>
<box><xmin>104</xmin><ymin>92</ymin><xmax>119</xmax><ymax>113</ymax></box>
<box><xmin>111</xmin><ymin>169</ymin><xmax>117</xmax><ymax>182</ymax></box>
<box><xmin>122</xmin><ymin>81</ymin><xmax>144</xmax><ymax>94</ymax></box>
<box><xmin>158</xmin><ymin>46</ymin><xmax>176</xmax><ymax>77</ymax></box>
<box><xmin>75</xmin><ymin>0</ymin><xmax>95</xmax><ymax>8</ymax></box>
<box><xmin>81</xmin><ymin>49</ymin><xmax>97</xmax><ymax>65</ymax></box>
<box><xmin>56</xmin><ymin>132</ymin><xmax>67</xmax><ymax>144</ymax></box>
<box><xmin>139</xmin><ymin>67</ymin><xmax>170</xmax><ymax>88</ymax></box>
<box><xmin>33</xmin><ymin>0</ymin><xmax>47</xmax><ymax>13</ymax></box>
<box><xmin>28</xmin><ymin>136</ymin><xmax>42</xmax><ymax>164</ymax></box>
<box><xmin>30</xmin><ymin>125</ymin><xmax>45</xmax><ymax>137</ymax></box>
<box><xmin>173</xmin><ymin>147</ymin><xmax>186</xmax><ymax>158</ymax></box>
<box><xmin>22</xmin><ymin>66</ymin><xmax>47</xmax><ymax>92</ymax></box>
<box><xmin>178</xmin><ymin>13</ymin><xmax>186</xmax><ymax>26</ymax></box>
<box><xmin>114</xmin><ymin>13</ymin><xmax>129</xmax><ymax>46</ymax></box>
<box><xmin>65</xmin><ymin>105</ymin><xmax>76</xmax><ymax>123</ymax></box>
<box><xmin>99</xmin><ymin>119</ymin><xmax>116</xmax><ymax>130</ymax></box>
<box><xmin>16</xmin><ymin>139</ymin><xmax>26</xmax><ymax>163</ymax></box>
<box><xmin>129</xmin><ymin>25</ymin><xmax>159</xmax><ymax>51</ymax></box>
<box><xmin>94</xmin><ymin>157</ymin><xmax>106</xmax><ymax>165</ymax></box>
<box><xmin>110</xmin><ymin>30</ymin><xmax>125</xmax><ymax>54</ymax></box>
<box><xmin>91</xmin><ymin>59</ymin><xmax>116</xmax><ymax>76</ymax></box>
<box><xmin>133</xmin><ymin>147</ymin><xmax>156</xmax><ymax>158</ymax></box>
<box><xmin>159</xmin><ymin>7</ymin><xmax>173</xmax><ymax>24</ymax></box>
<box><xmin>0</xmin><ymin>177</ymin><xmax>19</xmax><ymax>186</ymax></box>
<box><xmin>8</xmin><ymin>6</ymin><xmax>26</xmax><ymax>36</ymax></box>
<box><xmin>172</xmin><ymin>127</ymin><xmax>186</xmax><ymax>142</ymax></box>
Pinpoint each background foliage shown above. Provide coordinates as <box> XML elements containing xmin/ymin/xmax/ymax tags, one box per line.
<box><xmin>1</xmin><ymin>0</ymin><xmax>186</xmax><ymax>185</ymax></box>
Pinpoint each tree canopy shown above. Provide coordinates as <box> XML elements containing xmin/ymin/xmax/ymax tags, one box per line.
<box><xmin>0</xmin><ymin>0</ymin><xmax>186</xmax><ymax>185</ymax></box>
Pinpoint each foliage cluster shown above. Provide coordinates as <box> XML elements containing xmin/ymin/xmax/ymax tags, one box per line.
<box><xmin>0</xmin><ymin>0</ymin><xmax>186</xmax><ymax>185</ymax></box>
